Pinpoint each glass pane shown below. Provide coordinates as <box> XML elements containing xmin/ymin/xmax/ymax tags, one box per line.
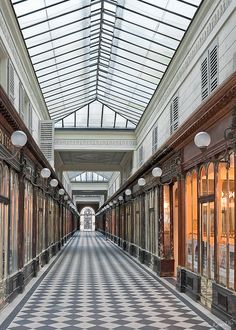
<box><xmin>200</xmin><ymin>166</ymin><xmax>207</xmax><ymax>196</ymax></box>
<box><xmin>208</xmin><ymin>163</ymin><xmax>215</xmax><ymax>194</ymax></box>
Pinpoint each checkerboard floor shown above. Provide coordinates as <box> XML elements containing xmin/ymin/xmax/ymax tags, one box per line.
<box><xmin>4</xmin><ymin>232</ymin><xmax>217</xmax><ymax>329</ymax></box>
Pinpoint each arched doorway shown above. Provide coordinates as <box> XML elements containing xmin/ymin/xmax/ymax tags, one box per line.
<box><xmin>80</xmin><ymin>207</ymin><xmax>95</xmax><ymax>231</ymax></box>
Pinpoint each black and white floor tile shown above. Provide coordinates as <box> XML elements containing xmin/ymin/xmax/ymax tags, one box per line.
<box><xmin>2</xmin><ymin>232</ymin><xmax>222</xmax><ymax>329</ymax></box>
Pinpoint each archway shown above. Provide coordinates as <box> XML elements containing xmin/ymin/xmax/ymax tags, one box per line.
<box><xmin>80</xmin><ymin>207</ymin><xmax>95</xmax><ymax>231</ymax></box>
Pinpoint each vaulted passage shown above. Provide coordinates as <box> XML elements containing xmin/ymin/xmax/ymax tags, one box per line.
<box><xmin>3</xmin><ymin>232</ymin><xmax>220</xmax><ymax>329</ymax></box>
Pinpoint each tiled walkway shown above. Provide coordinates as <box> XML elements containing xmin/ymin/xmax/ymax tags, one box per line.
<box><xmin>1</xmin><ymin>232</ymin><xmax>221</xmax><ymax>329</ymax></box>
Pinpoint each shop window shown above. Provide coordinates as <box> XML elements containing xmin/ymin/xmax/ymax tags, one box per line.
<box><xmin>0</xmin><ymin>163</ymin><xmax>9</xmax><ymax>304</ymax></box>
<box><xmin>185</xmin><ymin>170</ymin><xmax>198</xmax><ymax>272</ymax></box>
<box><xmin>36</xmin><ymin>190</ymin><xmax>46</xmax><ymax>255</ymax></box>
<box><xmin>163</xmin><ymin>185</ymin><xmax>171</xmax><ymax>258</ymax></box>
<box><xmin>9</xmin><ymin>170</ymin><xmax>19</xmax><ymax>274</ymax></box>
<box><xmin>134</xmin><ymin>199</ymin><xmax>140</xmax><ymax>246</ymax></box>
<box><xmin>24</xmin><ymin>180</ymin><xmax>33</xmax><ymax>263</ymax></box>
<box><xmin>217</xmin><ymin>154</ymin><xmax>235</xmax><ymax>289</ymax></box>
<box><xmin>145</xmin><ymin>189</ymin><xmax>157</xmax><ymax>255</ymax></box>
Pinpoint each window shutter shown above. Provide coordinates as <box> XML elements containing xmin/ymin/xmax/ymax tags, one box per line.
<box><xmin>19</xmin><ymin>83</ymin><xmax>24</xmax><ymax>119</ymax></box>
<box><xmin>152</xmin><ymin>126</ymin><xmax>158</xmax><ymax>154</ymax></box>
<box><xmin>201</xmin><ymin>56</ymin><xmax>209</xmax><ymax>100</ymax></box>
<box><xmin>209</xmin><ymin>44</ymin><xmax>218</xmax><ymax>93</ymax></box>
<box><xmin>39</xmin><ymin>120</ymin><xmax>54</xmax><ymax>163</ymax></box>
<box><xmin>138</xmin><ymin>145</ymin><xmax>143</xmax><ymax>166</ymax></box>
<box><xmin>29</xmin><ymin>103</ymin><xmax>33</xmax><ymax>134</ymax></box>
<box><xmin>8</xmin><ymin>60</ymin><xmax>15</xmax><ymax>104</ymax></box>
<box><xmin>170</xmin><ymin>96</ymin><xmax>178</xmax><ymax>135</ymax></box>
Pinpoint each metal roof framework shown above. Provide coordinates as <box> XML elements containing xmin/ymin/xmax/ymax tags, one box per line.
<box><xmin>11</xmin><ymin>0</ymin><xmax>202</xmax><ymax>128</ymax></box>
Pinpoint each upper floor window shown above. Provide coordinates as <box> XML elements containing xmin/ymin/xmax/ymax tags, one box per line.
<box><xmin>8</xmin><ymin>60</ymin><xmax>15</xmax><ymax>104</ymax></box>
<box><xmin>201</xmin><ymin>41</ymin><xmax>218</xmax><ymax>100</ymax></box>
<box><xmin>170</xmin><ymin>95</ymin><xmax>179</xmax><ymax>135</ymax></box>
<box><xmin>152</xmin><ymin>125</ymin><xmax>158</xmax><ymax>154</ymax></box>
<box><xmin>138</xmin><ymin>145</ymin><xmax>144</xmax><ymax>167</ymax></box>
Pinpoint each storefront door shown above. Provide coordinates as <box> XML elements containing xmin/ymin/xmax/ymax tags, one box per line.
<box><xmin>200</xmin><ymin>200</ymin><xmax>215</xmax><ymax>307</ymax></box>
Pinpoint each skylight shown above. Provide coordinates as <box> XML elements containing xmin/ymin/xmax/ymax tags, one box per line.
<box><xmin>11</xmin><ymin>0</ymin><xmax>202</xmax><ymax>127</ymax></box>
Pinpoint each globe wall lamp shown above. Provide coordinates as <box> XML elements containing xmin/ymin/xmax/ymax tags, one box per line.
<box><xmin>118</xmin><ymin>195</ymin><xmax>123</xmax><ymax>201</ymax></box>
<box><xmin>194</xmin><ymin>131</ymin><xmax>211</xmax><ymax>152</ymax></box>
<box><xmin>151</xmin><ymin>166</ymin><xmax>173</xmax><ymax>185</ymax></box>
<box><xmin>138</xmin><ymin>177</ymin><xmax>146</xmax><ymax>186</ymax></box>
<box><xmin>0</xmin><ymin>130</ymin><xmax>27</xmax><ymax>160</ymax></box>
<box><xmin>125</xmin><ymin>188</ymin><xmax>132</xmax><ymax>196</ymax></box>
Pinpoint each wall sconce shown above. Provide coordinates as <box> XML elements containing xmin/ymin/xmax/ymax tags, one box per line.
<box><xmin>194</xmin><ymin>131</ymin><xmax>211</xmax><ymax>152</ymax></box>
<box><xmin>64</xmin><ymin>195</ymin><xmax>69</xmax><ymax>201</ymax></box>
<box><xmin>152</xmin><ymin>167</ymin><xmax>163</xmax><ymax>177</ymax></box>
<box><xmin>113</xmin><ymin>200</ymin><xmax>117</xmax><ymax>205</ymax></box>
<box><xmin>50</xmin><ymin>178</ymin><xmax>58</xmax><ymax>187</ymax></box>
<box><xmin>109</xmin><ymin>202</ymin><xmax>113</xmax><ymax>207</ymax></box>
<box><xmin>0</xmin><ymin>130</ymin><xmax>27</xmax><ymax>160</ymax></box>
<box><xmin>138</xmin><ymin>178</ymin><xmax>146</xmax><ymax>186</ymax></box>
<box><xmin>118</xmin><ymin>195</ymin><xmax>123</xmax><ymax>201</ymax></box>
<box><xmin>58</xmin><ymin>188</ymin><xmax>65</xmax><ymax>195</ymax></box>
<box><xmin>125</xmin><ymin>188</ymin><xmax>132</xmax><ymax>196</ymax></box>
<box><xmin>41</xmin><ymin>168</ymin><xmax>51</xmax><ymax>179</ymax></box>
<box><xmin>151</xmin><ymin>166</ymin><xmax>172</xmax><ymax>185</ymax></box>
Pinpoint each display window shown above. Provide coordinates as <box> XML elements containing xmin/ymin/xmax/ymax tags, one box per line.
<box><xmin>9</xmin><ymin>170</ymin><xmax>19</xmax><ymax>274</ymax></box>
<box><xmin>133</xmin><ymin>198</ymin><xmax>140</xmax><ymax>246</ymax></box>
<box><xmin>217</xmin><ymin>154</ymin><xmax>235</xmax><ymax>289</ymax></box>
<box><xmin>36</xmin><ymin>190</ymin><xmax>46</xmax><ymax>255</ymax></box>
<box><xmin>163</xmin><ymin>185</ymin><xmax>172</xmax><ymax>258</ymax></box>
<box><xmin>185</xmin><ymin>156</ymin><xmax>235</xmax><ymax>290</ymax></box>
<box><xmin>0</xmin><ymin>163</ymin><xmax>9</xmax><ymax>299</ymax></box>
<box><xmin>145</xmin><ymin>189</ymin><xmax>157</xmax><ymax>255</ymax></box>
<box><xmin>24</xmin><ymin>180</ymin><xmax>33</xmax><ymax>263</ymax></box>
<box><xmin>126</xmin><ymin>204</ymin><xmax>132</xmax><ymax>242</ymax></box>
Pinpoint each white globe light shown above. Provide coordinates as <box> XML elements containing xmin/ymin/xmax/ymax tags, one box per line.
<box><xmin>40</xmin><ymin>168</ymin><xmax>51</xmax><ymax>179</ymax></box>
<box><xmin>109</xmin><ymin>202</ymin><xmax>113</xmax><ymax>206</ymax></box>
<box><xmin>11</xmin><ymin>130</ymin><xmax>27</xmax><ymax>148</ymax></box>
<box><xmin>194</xmin><ymin>132</ymin><xmax>211</xmax><ymax>149</ymax></box>
<box><xmin>58</xmin><ymin>188</ymin><xmax>65</xmax><ymax>195</ymax></box>
<box><xmin>64</xmin><ymin>195</ymin><xmax>69</xmax><ymax>201</ymax></box>
<box><xmin>50</xmin><ymin>179</ymin><xmax>58</xmax><ymax>187</ymax></box>
<box><xmin>118</xmin><ymin>195</ymin><xmax>123</xmax><ymax>201</ymax></box>
<box><xmin>125</xmin><ymin>189</ymin><xmax>132</xmax><ymax>196</ymax></box>
<box><xmin>113</xmin><ymin>200</ymin><xmax>117</xmax><ymax>204</ymax></box>
<box><xmin>152</xmin><ymin>167</ymin><xmax>162</xmax><ymax>177</ymax></box>
<box><xmin>138</xmin><ymin>178</ymin><xmax>146</xmax><ymax>186</ymax></box>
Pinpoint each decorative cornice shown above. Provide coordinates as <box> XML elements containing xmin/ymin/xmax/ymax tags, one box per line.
<box><xmin>54</xmin><ymin>139</ymin><xmax>136</xmax><ymax>147</ymax></box>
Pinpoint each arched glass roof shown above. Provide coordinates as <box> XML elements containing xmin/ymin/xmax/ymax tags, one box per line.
<box><xmin>70</xmin><ymin>171</ymin><xmax>110</xmax><ymax>182</ymax></box>
<box><xmin>11</xmin><ymin>0</ymin><xmax>202</xmax><ymax>127</ymax></box>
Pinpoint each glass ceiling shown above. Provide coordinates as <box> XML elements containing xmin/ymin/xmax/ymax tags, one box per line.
<box><xmin>70</xmin><ymin>171</ymin><xmax>112</xmax><ymax>182</ymax></box>
<box><xmin>11</xmin><ymin>0</ymin><xmax>202</xmax><ymax>127</ymax></box>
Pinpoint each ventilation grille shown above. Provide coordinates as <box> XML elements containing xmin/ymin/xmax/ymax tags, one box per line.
<box><xmin>152</xmin><ymin>126</ymin><xmax>158</xmax><ymax>154</ymax></box>
<box><xmin>170</xmin><ymin>96</ymin><xmax>179</xmax><ymax>135</ymax></box>
<box><xmin>39</xmin><ymin>121</ymin><xmax>54</xmax><ymax>162</ymax></box>
<box><xmin>8</xmin><ymin>60</ymin><xmax>15</xmax><ymax>104</ymax></box>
